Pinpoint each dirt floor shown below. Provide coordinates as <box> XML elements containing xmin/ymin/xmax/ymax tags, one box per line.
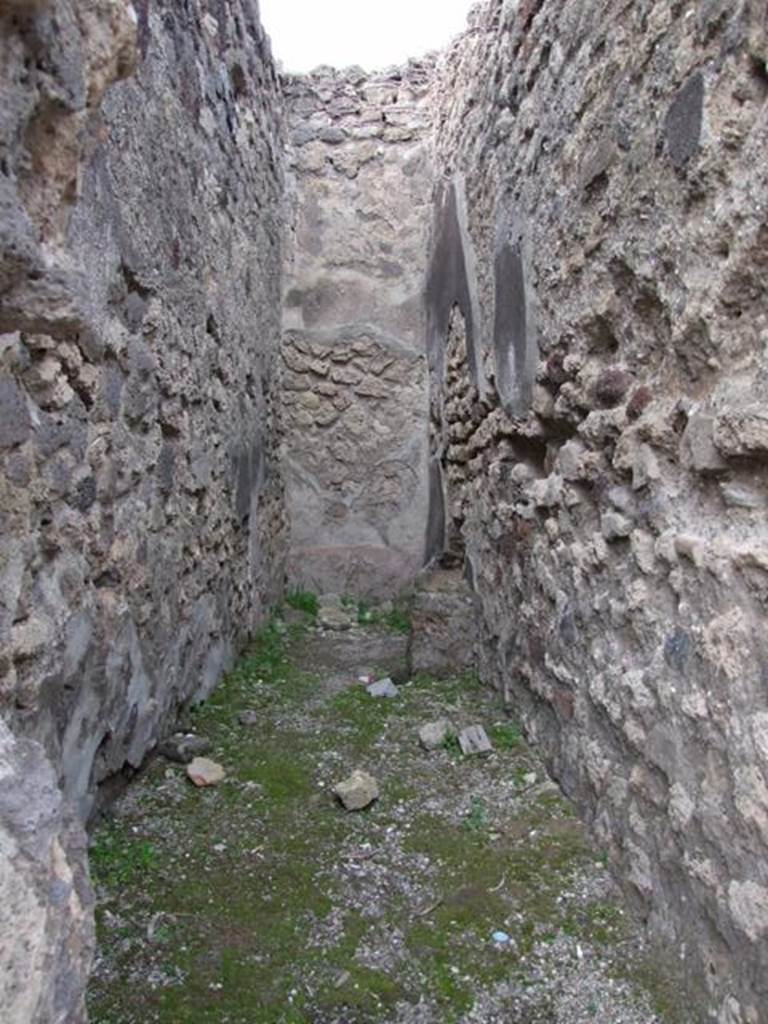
<box><xmin>87</xmin><ymin>611</ymin><xmax>682</xmax><ymax>1023</ymax></box>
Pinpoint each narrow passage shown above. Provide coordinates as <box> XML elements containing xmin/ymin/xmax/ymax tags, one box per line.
<box><xmin>88</xmin><ymin>602</ymin><xmax>674</xmax><ymax>1023</ymax></box>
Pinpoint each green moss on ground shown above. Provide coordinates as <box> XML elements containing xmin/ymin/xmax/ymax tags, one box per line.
<box><xmin>87</xmin><ymin>617</ymin><xmax>664</xmax><ymax>1024</ymax></box>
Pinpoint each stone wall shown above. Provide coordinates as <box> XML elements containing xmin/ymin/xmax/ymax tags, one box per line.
<box><xmin>426</xmin><ymin>1</ymin><xmax>768</xmax><ymax>1019</ymax></box>
<box><xmin>0</xmin><ymin>0</ymin><xmax>287</xmax><ymax>821</ymax></box>
<box><xmin>281</xmin><ymin>63</ymin><xmax>433</xmax><ymax>598</ymax></box>
<box><xmin>0</xmin><ymin>718</ymin><xmax>93</xmax><ymax>1024</ymax></box>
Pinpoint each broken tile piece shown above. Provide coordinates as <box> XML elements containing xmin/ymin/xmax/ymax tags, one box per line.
<box><xmin>458</xmin><ymin>725</ymin><xmax>493</xmax><ymax>756</ymax></box>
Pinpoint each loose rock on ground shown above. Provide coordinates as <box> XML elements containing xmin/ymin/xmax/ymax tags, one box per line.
<box><xmin>185</xmin><ymin>757</ymin><xmax>225</xmax><ymax>788</ymax></box>
<box><xmin>333</xmin><ymin>769</ymin><xmax>380</xmax><ymax>811</ymax></box>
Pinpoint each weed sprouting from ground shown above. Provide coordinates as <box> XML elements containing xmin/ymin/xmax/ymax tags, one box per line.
<box><xmin>442</xmin><ymin>728</ymin><xmax>462</xmax><ymax>757</ymax></box>
<box><xmin>463</xmin><ymin>795</ymin><xmax>488</xmax><ymax>832</ymax></box>
<box><xmin>345</xmin><ymin>596</ymin><xmax>412</xmax><ymax>633</ymax></box>
<box><xmin>383</xmin><ymin>602</ymin><xmax>411</xmax><ymax>633</ymax></box>
<box><xmin>284</xmin><ymin>589</ymin><xmax>319</xmax><ymax>617</ymax></box>
<box><xmin>491</xmin><ymin>720</ymin><xmax>523</xmax><ymax>750</ymax></box>
<box><xmin>90</xmin><ymin>828</ymin><xmax>158</xmax><ymax>887</ymax></box>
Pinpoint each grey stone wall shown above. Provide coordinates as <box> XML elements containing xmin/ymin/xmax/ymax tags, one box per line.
<box><xmin>426</xmin><ymin>1</ymin><xmax>768</xmax><ymax>1020</ymax></box>
<box><xmin>281</xmin><ymin>63</ymin><xmax>434</xmax><ymax>598</ymax></box>
<box><xmin>0</xmin><ymin>0</ymin><xmax>287</xmax><ymax>822</ymax></box>
<box><xmin>1</xmin><ymin>2</ymin><xmax>287</xmax><ymax>1017</ymax></box>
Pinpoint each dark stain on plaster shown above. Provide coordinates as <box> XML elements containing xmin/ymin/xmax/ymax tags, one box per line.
<box><xmin>426</xmin><ymin>181</ymin><xmax>483</xmax><ymax>389</ymax></box>
<box><xmin>665</xmin><ymin>72</ymin><xmax>705</xmax><ymax>168</ymax></box>
<box><xmin>425</xmin><ymin>457</ymin><xmax>446</xmax><ymax>564</ymax></box>
<box><xmin>234</xmin><ymin>442</ymin><xmax>264</xmax><ymax>522</ymax></box>
<box><xmin>493</xmin><ymin>224</ymin><xmax>536</xmax><ymax>417</ymax></box>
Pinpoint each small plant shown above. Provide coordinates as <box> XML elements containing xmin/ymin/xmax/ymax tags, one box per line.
<box><xmin>153</xmin><ymin>924</ymin><xmax>173</xmax><ymax>945</ymax></box>
<box><xmin>356</xmin><ymin>599</ymin><xmax>374</xmax><ymax>624</ymax></box>
<box><xmin>442</xmin><ymin>729</ymin><xmax>462</xmax><ymax>757</ymax></box>
<box><xmin>463</xmin><ymin>795</ymin><xmax>488</xmax><ymax>833</ymax></box>
<box><xmin>384</xmin><ymin>603</ymin><xmax>411</xmax><ymax>634</ymax></box>
<box><xmin>284</xmin><ymin>589</ymin><xmax>319</xmax><ymax>617</ymax></box>
<box><xmin>491</xmin><ymin>721</ymin><xmax>523</xmax><ymax>751</ymax></box>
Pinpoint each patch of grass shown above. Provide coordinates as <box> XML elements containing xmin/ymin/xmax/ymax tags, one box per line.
<box><xmin>383</xmin><ymin>777</ymin><xmax>418</xmax><ymax>803</ymax></box>
<box><xmin>491</xmin><ymin>721</ymin><xmax>523</xmax><ymax>750</ymax></box>
<box><xmin>410</xmin><ymin>670</ymin><xmax>482</xmax><ymax>702</ymax></box>
<box><xmin>90</xmin><ymin>827</ymin><xmax>158</xmax><ymax>888</ymax></box>
<box><xmin>88</xmin><ymin>617</ymin><xmax>650</xmax><ymax>1024</ymax></box>
<box><xmin>624</xmin><ymin>950</ymin><xmax>703</xmax><ymax>1024</ymax></box>
<box><xmin>233</xmin><ymin>618</ymin><xmax>289</xmax><ymax>683</ymax></box>
<box><xmin>463</xmin><ymin>795</ymin><xmax>488</xmax><ymax>833</ymax></box>
<box><xmin>284</xmin><ymin>589</ymin><xmax>319</xmax><ymax>617</ymax></box>
<box><xmin>326</xmin><ymin>684</ymin><xmax>398</xmax><ymax>750</ymax></box>
<box><xmin>189</xmin><ymin>619</ymin><xmax>315</xmax><ymax>731</ymax></box>
<box><xmin>340</xmin><ymin>595</ymin><xmax>412</xmax><ymax>633</ymax></box>
<box><xmin>355</xmin><ymin>599</ymin><xmax>375</xmax><ymax>625</ymax></box>
<box><xmin>318</xmin><ymin>964</ymin><xmax>404</xmax><ymax>1013</ymax></box>
<box><xmin>402</xmin><ymin>812</ymin><xmax>595</xmax><ymax>964</ymax></box>
<box><xmin>442</xmin><ymin>729</ymin><xmax>462</xmax><ymax>757</ymax></box>
<box><xmin>405</xmin><ymin>922</ymin><xmax>475</xmax><ymax>1015</ymax></box>
<box><xmin>236</xmin><ymin>735</ymin><xmax>316</xmax><ymax>800</ymax></box>
<box><xmin>383</xmin><ymin>602</ymin><xmax>411</xmax><ymax>634</ymax></box>
<box><xmin>562</xmin><ymin>900</ymin><xmax>625</xmax><ymax>943</ymax></box>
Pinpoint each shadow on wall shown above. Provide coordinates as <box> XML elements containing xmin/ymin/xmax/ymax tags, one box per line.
<box><xmin>425</xmin><ymin>176</ymin><xmax>537</xmax><ymax>563</ymax></box>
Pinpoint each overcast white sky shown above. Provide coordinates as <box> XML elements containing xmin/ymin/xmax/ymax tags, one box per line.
<box><xmin>259</xmin><ymin>0</ymin><xmax>476</xmax><ymax>73</ymax></box>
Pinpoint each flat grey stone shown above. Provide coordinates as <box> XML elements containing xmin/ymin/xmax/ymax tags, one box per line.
<box><xmin>367</xmin><ymin>677</ymin><xmax>398</xmax><ymax>698</ymax></box>
<box><xmin>458</xmin><ymin>725</ymin><xmax>493</xmax><ymax>756</ymax></box>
